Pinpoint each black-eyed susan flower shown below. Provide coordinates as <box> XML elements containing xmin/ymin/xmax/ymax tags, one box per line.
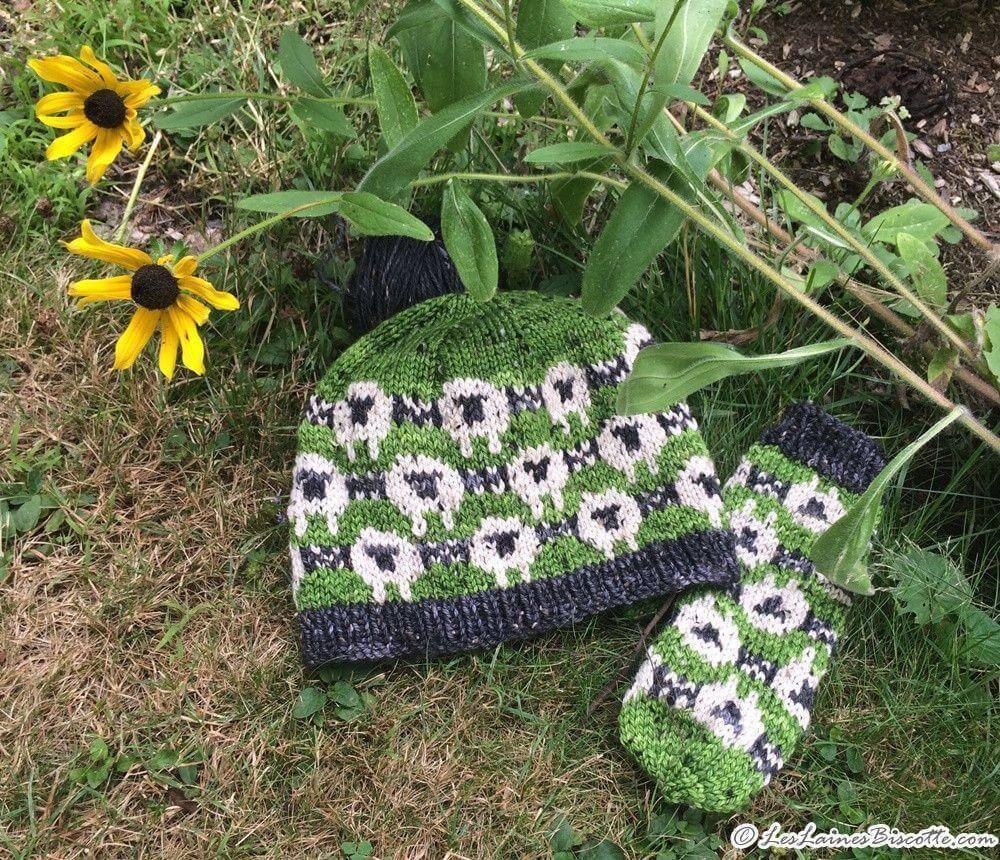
<box><xmin>65</xmin><ymin>221</ymin><xmax>239</xmax><ymax>378</ymax></box>
<box><xmin>29</xmin><ymin>46</ymin><xmax>160</xmax><ymax>184</ymax></box>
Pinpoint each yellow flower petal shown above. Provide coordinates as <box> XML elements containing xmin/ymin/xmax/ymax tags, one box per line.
<box><xmin>158</xmin><ymin>316</ymin><xmax>179</xmax><ymax>379</ymax></box>
<box><xmin>35</xmin><ymin>91</ymin><xmax>85</xmax><ymax>117</ymax></box>
<box><xmin>28</xmin><ymin>56</ymin><xmax>101</xmax><ymax>94</ymax></box>
<box><xmin>78</xmin><ymin>46</ymin><xmax>117</xmax><ymax>87</ymax></box>
<box><xmin>45</xmin><ymin>121</ymin><xmax>97</xmax><ymax>160</ymax></box>
<box><xmin>68</xmin><ymin>274</ymin><xmax>133</xmax><ymax>304</ymax></box>
<box><xmin>173</xmin><ymin>256</ymin><xmax>198</xmax><ymax>277</ymax></box>
<box><xmin>86</xmin><ymin>127</ymin><xmax>124</xmax><ymax>184</ymax></box>
<box><xmin>113</xmin><ymin>307</ymin><xmax>160</xmax><ymax>370</ymax></box>
<box><xmin>122</xmin><ymin>83</ymin><xmax>161</xmax><ymax>109</ymax></box>
<box><xmin>38</xmin><ymin>110</ymin><xmax>88</xmax><ymax>129</ymax></box>
<box><xmin>167</xmin><ymin>305</ymin><xmax>206</xmax><ymax>375</ymax></box>
<box><xmin>179</xmin><ymin>275</ymin><xmax>240</xmax><ymax>311</ymax></box>
<box><xmin>65</xmin><ymin>220</ymin><xmax>152</xmax><ymax>271</ymax></box>
<box><xmin>177</xmin><ymin>294</ymin><xmax>211</xmax><ymax>325</ymax></box>
<box><xmin>122</xmin><ymin>118</ymin><xmax>146</xmax><ymax>152</ymax></box>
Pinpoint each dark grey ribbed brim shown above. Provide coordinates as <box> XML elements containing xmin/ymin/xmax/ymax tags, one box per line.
<box><xmin>298</xmin><ymin>528</ymin><xmax>739</xmax><ymax>666</ymax></box>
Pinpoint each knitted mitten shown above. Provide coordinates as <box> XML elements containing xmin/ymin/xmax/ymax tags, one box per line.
<box><xmin>618</xmin><ymin>403</ymin><xmax>886</xmax><ymax>811</ymax></box>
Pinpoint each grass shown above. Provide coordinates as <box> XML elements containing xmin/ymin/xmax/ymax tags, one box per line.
<box><xmin>1</xmin><ymin>1</ymin><xmax>998</xmax><ymax>857</ymax></box>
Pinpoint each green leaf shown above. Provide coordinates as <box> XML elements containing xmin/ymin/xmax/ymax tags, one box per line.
<box><xmin>650</xmin><ymin>82</ymin><xmax>712</xmax><ymax>106</ymax></box>
<box><xmin>961</xmin><ymin>609</ymin><xmax>1000</xmax><ymax>667</ymax></box>
<box><xmin>812</xmin><ymin>407</ymin><xmax>964</xmax><ymax>594</ymax></box>
<box><xmin>154</xmin><ymin>95</ymin><xmax>246</xmax><ymax>130</ymax></box>
<box><xmin>329</xmin><ymin>681</ymin><xmax>362</xmax><ymax>708</ymax></box>
<box><xmin>616</xmin><ymin>337</ymin><xmax>852</xmax><ymax>414</ymax></box>
<box><xmin>653</xmin><ymin>0</ymin><xmax>729</xmax><ymax>93</ymax></box>
<box><xmin>862</xmin><ymin>200</ymin><xmax>950</xmax><ymax>244</ymax></box>
<box><xmin>236</xmin><ymin>190</ymin><xmax>343</xmax><ymax>217</ymax></box>
<box><xmin>988</xmin><ymin>143</ymin><xmax>1000</xmax><ymax>162</ymax></box>
<box><xmin>982</xmin><ymin>304</ymin><xmax>1000</xmax><ymax>382</ymax></box>
<box><xmin>828</xmin><ymin>134</ymin><xmax>854</xmax><ymax>162</ymax></box>
<box><xmin>357</xmin><ymin>80</ymin><xmax>530</xmax><ymax>199</ymax></box>
<box><xmin>561</xmin><ymin>0</ymin><xmax>655</xmax><ymax>27</ymax></box>
<box><xmin>523</xmin><ymin>141</ymin><xmax>609</xmax><ymax>164</ymax></box>
<box><xmin>441</xmin><ymin>181</ymin><xmax>498</xmax><ymax>302</ymax></box>
<box><xmin>514</xmin><ymin>0</ymin><xmax>577</xmax><ymax>117</ymax></box>
<box><xmin>582</xmin><ymin>166</ymin><xmax>689</xmax><ymax>316</ymax></box>
<box><xmin>337</xmin><ymin>192</ymin><xmax>433</xmax><ymax>239</ymax></box>
<box><xmin>550</xmin><ymin>159</ymin><xmax>611</xmax><ymax>225</ymax></box>
<box><xmin>895</xmin><ymin>232</ymin><xmax>947</xmax><ymax>310</ymax></box>
<box><xmin>523</xmin><ymin>37</ymin><xmax>646</xmax><ymax>67</ymax></box>
<box><xmin>799</xmin><ymin>112</ymin><xmax>830</xmax><ymax>131</ymax></box>
<box><xmin>368</xmin><ymin>44</ymin><xmax>419</xmax><ymax>149</ymax></box>
<box><xmin>147</xmin><ymin>747</ymin><xmax>179</xmax><ymax>771</ymax></box>
<box><xmin>12</xmin><ymin>494</ymin><xmax>42</xmax><ymax>532</ymax></box>
<box><xmin>278</xmin><ymin>28</ymin><xmax>330</xmax><ymax>97</ymax></box>
<box><xmin>578</xmin><ymin>840</ymin><xmax>626</xmax><ymax>860</ymax></box>
<box><xmin>291</xmin><ymin>98</ymin><xmax>356</xmax><ymax>138</ymax></box>
<box><xmin>550</xmin><ymin>815</ymin><xmax>576</xmax><ymax>852</ymax></box>
<box><xmin>738</xmin><ymin>56</ymin><xmax>786</xmax><ymax>95</ymax></box>
<box><xmin>392</xmin><ymin>0</ymin><xmax>486</xmax><ymax>150</ymax></box>
<box><xmin>292</xmin><ymin>686</ymin><xmax>328</xmax><ymax>718</ymax></box>
<box><xmin>889</xmin><ymin>547</ymin><xmax>972</xmax><ymax>625</ymax></box>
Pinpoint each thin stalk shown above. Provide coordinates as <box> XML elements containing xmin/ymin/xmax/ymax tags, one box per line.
<box><xmin>114</xmin><ymin>130</ymin><xmax>162</xmax><ymax>243</ymax></box>
<box><xmin>692</xmin><ymin>104</ymin><xmax>976</xmax><ymax>359</ymax></box>
<box><xmin>411</xmin><ymin>170</ymin><xmax>626</xmax><ymax>189</ymax></box>
<box><xmin>724</xmin><ymin>32</ymin><xmax>998</xmax><ymax>256</ymax></box>
<box><xmin>455</xmin><ymin>0</ymin><xmax>1000</xmax><ymax>452</ymax></box>
<box><xmin>623</xmin><ymin>0</ymin><xmax>689</xmax><ymax>158</ymax></box>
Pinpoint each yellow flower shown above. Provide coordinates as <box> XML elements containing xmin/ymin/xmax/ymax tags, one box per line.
<box><xmin>29</xmin><ymin>46</ymin><xmax>161</xmax><ymax>184</ymax></box>
<box><xmin>65</xmin><ymin>221</ymin><xmax>239</xmax><ymax>378</ymax></box>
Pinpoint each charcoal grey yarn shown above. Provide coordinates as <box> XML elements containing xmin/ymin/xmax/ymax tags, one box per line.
<box><xmin>345</xmin><ymin>227</ymin><xmax>463</xmax><ymax>333</ymax></box>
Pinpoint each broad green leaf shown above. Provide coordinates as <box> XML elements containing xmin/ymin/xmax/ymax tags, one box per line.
<box><xmin>961</xmin><ymin>608</ymin><xmax>1000</xmax><ymax>667</ymax></box>
<box><xmin>862</xmin><ymin>200</ymin><xmax>950</xmax><ymax>244</ymax></box>
<box><xmin>561</xmin><ymin>0</ymin><xmax>655</xmax><ymax>27</ymax></box>
<box><xmin>652</xmin><ymin>0</ymin><xmax>729</xmax><ymax>93</ymax></box>
<box><xmin>603</xmin><ymin>61</ymin><xmax>688</xmax><ymax>168</ymax></box>
<box><xmin>154</xmin><ymin>96</ymin><xmax>245</xmax><ymax>130</ymax></box>
<box><xmin>514</xmin><ymin>0</ymin><xmax>577</xmax><ymax>117</ymax></box>
<box><xmin>895</xmin><ymin>232</ymin><xmax>947</xmax><ymax>310</ymax></box>
<box><xmin>13</xmin><ymin>495</ymin><xmax>42</xmax><ymax>532</ymax></box>
<box><xmin>392</xmin><ymin>0</ymin><xmax>485</xmax><ymax>151</ymax></box>
<box><xmin>524</xmin><ymin>141</ymin><xmax>609</xmax><ymax>164</ymax></box>
<box><xmin>582</xmin><ymin>165</ymin><xmax>690</xmax><ymax>317</ymax></box>
<box><xmin>290</xmin><ymin>98</ymin><xmax>356</xmax><ymax>138</ymax></box>
<box><xmin>984</xmin><ymin>304</ymin><xmax>1000</xmax><ymax>381</ymax></box>
<box><xmin>329</xmin><ymin>681</ymin><xmax>362</xmax><ymax>708</ymax></box>
<box><xmin>774</xmin><ymin>189</ymin><xmax>852</xmax><ymax>249</ymax></box>
<box><xmin>337</xmin><ymin>192</ymin><xmax>433</xmax><ymax>239</ymax></box>
<box><xmin>357</xmin><ymin>80</ymin><xmax>530</xmax><ymax>199</ymax></box>
<box><xmin>650</xmin><ymin>82</ymin><xmax>711</xmax><ymax>106</ymax></box>
<box><xmin>236</xmin><ymin>190</ymin><xmax>343</xmax><ymax>217</ymax></box>
<box><xmin>441</xmin><ymin>181</ymin><xmax>498</xmax><ymax>302</ymax></box>
<box><xmin>549</xmin><ymin>157</ymin><xmax>611</xmax><ymax>225</ymax></box>
<box><xmin>812</xmin><ymin>407</ymin><xmax>964</xmax><ymax>594</ymax></box>
<box><xmin>278</xmin><ymin>28</ymin><xmax>330</xmax><ymax>98</ymax></box>
<box><xmin>729</xmin><ymin>100</ymin><xmax>797</xmax><ymax>135</ymax></box>
<box><xmin>429</xmin><ymin>0</ymin><xmax>512</xmax><ymax>55</ymax></box>
<box><xmin>524</xmin><ymin>37</ymin><xmax>646</xmax><ymax>67</ymax></box>
<box><xmin>292</xmin><ymin>686</ymin><xmax>328</xmax><ymax>718</ymax></box>
<box><xmin>889</xmin><ymin>547</ymin><xmax>972</xmax><ymax>625</ymax></box>
<box><xmin>616</xmin><ymin>338</ymin><xmax>852</xmax><ymax>414</ymax></box>
<box><xmin>368</xmin><ymin>44</ymin><xmax>419</xmax><ymax>149</ymax></box>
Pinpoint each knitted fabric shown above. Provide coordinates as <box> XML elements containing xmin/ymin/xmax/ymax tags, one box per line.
<box><xmin>288</xmin><ymin>290</ymin><xmax>739</xmax><ymax>665</ymax></box>
<box><xmin>618</xmin><ymin>403</ymin><xmax>886</xmax><ymax>812</ymax></box>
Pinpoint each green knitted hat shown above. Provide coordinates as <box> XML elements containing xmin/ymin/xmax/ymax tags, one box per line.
<box><xmin>288</xmin><ymin>269</ymin><xmax>738</xmax><ymax>665</ymax></box>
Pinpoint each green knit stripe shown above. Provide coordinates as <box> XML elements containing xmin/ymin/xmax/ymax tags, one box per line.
<box><xmin>619</xmin><ymin>694</ymin><xmax>766</xmax><ymax>812</ymax></box>
<box><xmin>293</xmin><ymin>506</ymin><xmax>717</xmax><ymax>610</ymax></box>
<box><xmin>315</xmin><ymin>292</ymin><xmax>633</xmax><ymax>401</ymax></box>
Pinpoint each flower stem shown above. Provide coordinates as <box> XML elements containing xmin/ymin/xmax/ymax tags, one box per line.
<box><xmin>723</xmin><ymin>32</ymin><xmax>997</xmax><ymax>256</ymax></box>
<box><xmin>114</xmin><ymin>130</ymin><xmax>162</xmax><ymax>244</ymax></box>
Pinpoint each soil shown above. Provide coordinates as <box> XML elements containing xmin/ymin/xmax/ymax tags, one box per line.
<box><xmin>748</xmin><ymin>0</ymin><xmax>999</xmax><ymax>300</ymax></box>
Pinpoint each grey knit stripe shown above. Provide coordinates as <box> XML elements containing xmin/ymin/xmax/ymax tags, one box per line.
<box><xmin>297</xmin><ymin>478</ymin><xmax>686</xmax><ymax>576</ymax></box>
<box><xmin>304</xmin><ymin>336</ymin><xmax>655</xmax><ymax>430</ymax></box>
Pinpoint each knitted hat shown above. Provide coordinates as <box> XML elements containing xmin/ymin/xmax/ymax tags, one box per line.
<box><xmin>288</xmin><ymin>237</ymin><xmax>739</xmax><ymax>665</ymax></box>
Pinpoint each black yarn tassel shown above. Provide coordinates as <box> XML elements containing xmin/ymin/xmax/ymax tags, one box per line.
<box><xmin>345</xmin><ymin>223</ymin><xmax>463</xmax><ymax>334</ymax></box>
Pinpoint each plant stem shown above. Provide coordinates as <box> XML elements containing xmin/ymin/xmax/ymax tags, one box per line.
<box><xmin>114</xmin><ymin>130</ymin><xmax>162</xmax><ymax>243</ymax></box>
<box><xmin>455</xmin><ymin>0</ymin><xmax>1000</xmax><ymax>452</ymax></box>
<box><xmin>724</xmin><ymin>32</ymin><xmax>998</xmax><ymax>256</ymax></box>
<box><xmin>194</xmin><ymin>200</ymin><xmax>338</xmax><ymax>263</ymax></box>
<box><xmin>410</xmin><ymin>170</ymin><xmax>626</xmax><ymax>189</ymax></box>
<box><xmin>691</xmin><ymin>104</ymin><xmax>977</xmax><ymax>360</ymax></box>
<box><xmin>623</xmin><ymin>0</ymin><xmax>689</xmax><ymax>159</ymax></box>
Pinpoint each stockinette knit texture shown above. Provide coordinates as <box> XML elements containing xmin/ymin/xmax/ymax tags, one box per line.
<box><xmin>287</xmin><ymin>239</ymin><xmax>738</xmax><ymax>665</ymax></box>
<box><xmin>619</xmin><ymin>402</ymin><xmax>886</xmax><ymax>811</ymax></box>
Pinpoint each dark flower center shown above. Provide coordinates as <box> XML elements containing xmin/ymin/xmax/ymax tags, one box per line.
<box><xmin>131</xmin><ymin>264</ymin><xmax>179</xmax><ymax>310</ymax></box>
<box><xmin>83</xmin><ymin>88</ymin><xmax>127</xmax><ymax>129</ymax></box>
